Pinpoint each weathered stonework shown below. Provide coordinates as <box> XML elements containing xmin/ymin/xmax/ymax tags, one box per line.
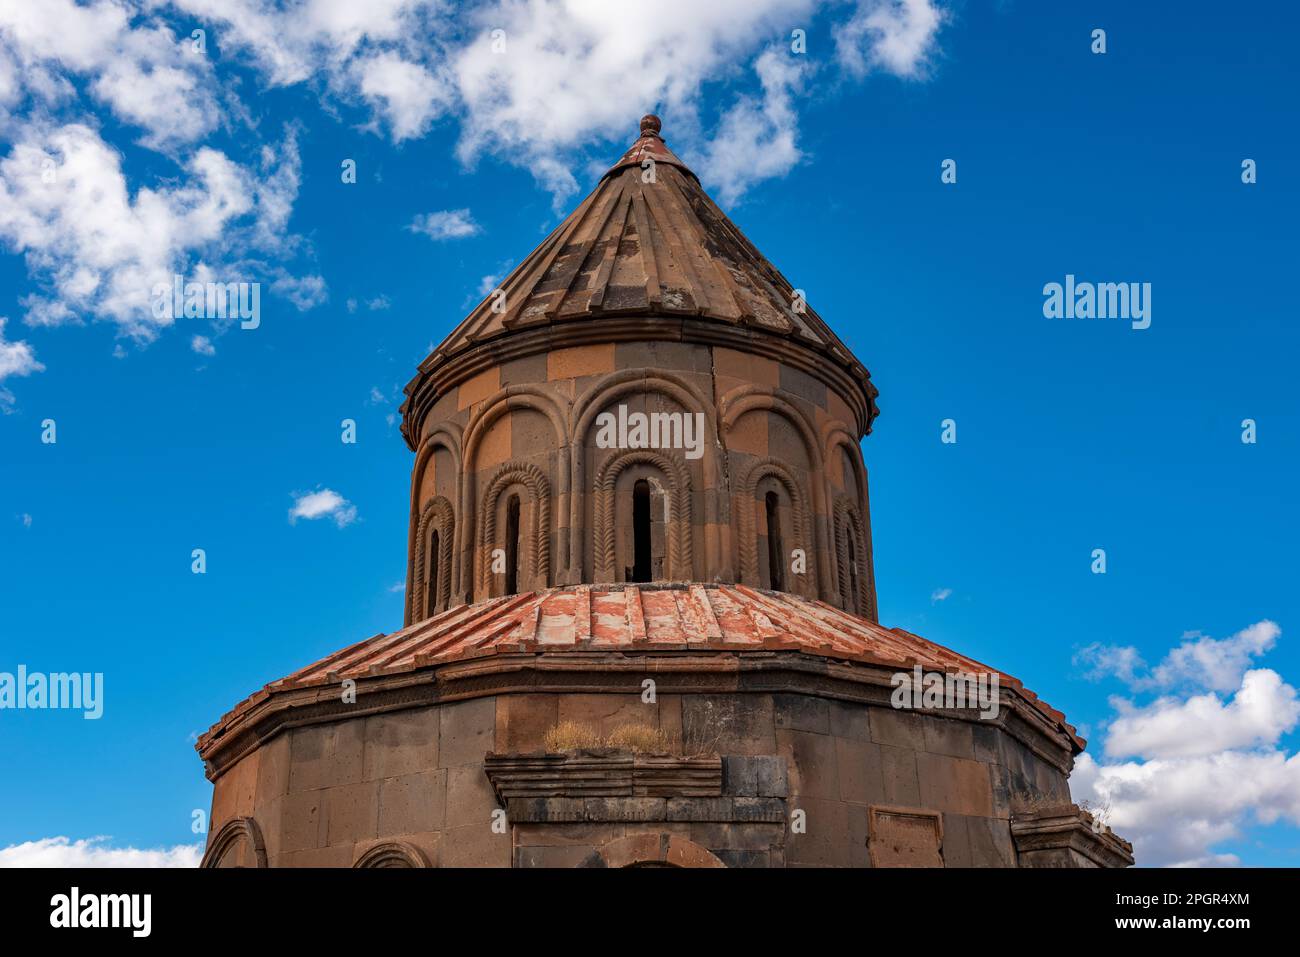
<box><xmin>197</xmin><ymin>116</ymin><xmax>1131</xmax><ymax>868</ymax></box>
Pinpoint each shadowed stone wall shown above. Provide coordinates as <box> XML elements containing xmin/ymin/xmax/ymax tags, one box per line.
<box><xmin>206</xmin><ymin>689</ymin><xmax>1086</xmax><ymax>868</ymax></box>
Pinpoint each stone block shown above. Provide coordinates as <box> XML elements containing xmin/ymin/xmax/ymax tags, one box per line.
<box><xmin>556</xmin><ymin>693</ymin><xmax>654</xmax><ymax>739</ymax></box>
<box><xmin>971</xmin><ymin>723</ymin><xmax>1001</xmax><ymax>766</ymax></box>
<box><xmin>922</xmin><ymin>716</ymin><xmax>975</xmax><ymax>760</ymax></box>
<box><xmin>254</xmin><ymin>733</ymin><xmax>291</xmax><ymax>810</ymax></box>
<box><xmin>508</xmin><ymin>797</ymin><xmax>585</xmax><ymax>824</ymax></box>
<box><xmin>754</xmin><ymin>756</ymin><xmax>789</xmax><ymax>797</ymax></box>
<box><xmin>940</xmin><ymin>812</ymin><xmax>972</xmax><ymax>867</ymax></box>
<box><xmin>878</xmin><ymin>745</ymin><xmax>921</xmax><ymax>806</ymax></box>
<box><xmin>722</xmin><ymin>756</ymin><xmax>758</xmax><ymax>796</ymax></box>
<box><xmin>324</xmin><ymin>780</ymin><xmax>379</xmax><ymax>847</ymax></box>
<box><xmin>846</xmin><ymin>804</ymin><xmax>872</xmax><ymax>867</ymax></box>
<box><xmin>785</xmin><ymin>797</ymin><xmax>850</xmax><ymax>867</ymax></box>
<box><xmin>778</xmin><ymin>728</ymin><xmax>839</xmax><ymax>800</ymax></box>
<box><xmin>681</xmin><ymin>694</ymin><xmax>776</xmax><ymax>755</ymax></box>
<box><xmin>496</xmin><ymin>694</ymin><xmax>558</xmax><ymax>753</ymax></box>
<box><xmin>774</xmin><ymin>694</ymin><xmax>830</xmax><ymax>734</ymax></box>
<box><xmin>364</xmin><ymin>708</ymin><xmax>438</xmax><ymax>781</ymax></box>
<box><xmin>378</xmin><ymin>770</ymin><xmax>446</xmax><ymax>834</ymax></box>
<box><xmin>829</xmin><ymin>700</ymin><xmax>871</xmax><ymax>741</ymax></box>
<box><xmin>585</xmin><ymin>797</ymin><xmax>667</xmax><ymax>822</ymax></box>
<box><xmin>966</xmin><ymin>815</ymin><xmax>1016</xmax><ymax>867</ymax></box>
<box><xmin>439</xmin><ymin>823</ymin><xmax>511</xmax><ymax>868</ymax></box>
<box><xmin>439</xmin><ymin>697</ymin><xmax>497</xmax><ymax>768</ymax></box>
<box><xmin>279</xmin><ymin>789</ymin><xmax>325</xmax><ymax>853</ymax></box>
<box><xmin>279</xmin><ymin>844</ymin><xmax>354</xmax><ymax>868</ymax></box>
<box><xmin>869</xmin><ymin>708</ymin><xmax>927</xmax><ymax>751</ymax></box>
<box><xmin>916</xmin><ymin>752</ymin><xmax>993</xmax><ymax>817</ymax></box>
<box><xmin>210</xmin><ymin>751</ymin><xmax>258</xmax><ymax>834</ymax></box>
<box><xmin>515</xmin><ymin>822</ymin><xmax>618</xmax><ymax>846</ymax></box>
<box><xmin>689</xmin><ymin>821</ymin><xmax>782</xmax><ymax>852</ymax></box>
<box><xmin>731</xmin><ymin>798</ymin><xmax>785</xmax><ymax>822</ymax></box>
<box><xmin>713</xmin><ymin>848</ymin><xmax>770</xmax><ymax>868</ymax></box>
<box><xmin>289</xmin><ymin>720</ymin><xmax>365</xmax><ymax>792</ymax></box>
<box><xmin>445</xmin><ymin>764</ymin><xmax>500</xmax><ymax>829</ymax></box>
<box><xmin>517</xmin><ymin>844</ymin><xmax>597</xmax><ymax>868</ymax></box>
<box><xmin>835</xmin><ymin>737</ymin><xmax>885</xmax><ymax>806</ymax></box>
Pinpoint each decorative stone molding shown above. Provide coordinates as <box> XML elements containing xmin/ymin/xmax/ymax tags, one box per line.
<box><xmin>484</xmin><ymin>751</ymin><xmax>722</xmax><ymax>803</ymax></box>
<box><xmin>353</xmin><ymin>841</ymin><xmax>431</xmax><ymax>868</ymax></box>
<box><xmin>200</xmin><ymin>816</ymin><xmax>267</xmax><ymax>868</ymax></box>
<box><xmin>593</xmin><ymin>449</ymin><xmax>692</xmax><ymax>581</ymax></box>
<box><xmin>833</xmin><ymin>495</ymin><xmax>869</xmax><ymax>616</ymax></box>
<box><xmin>1010</xmin><ymin>804</ymin><xmax>1135</xmax><ymax>868</ymax></box>
<box><xmin>414</xmin><ymin>496</ymin><xmax>455</xmax><ymax>619</ymax></box>
<box><xmin>736</xmin><ymin>456</ymin><xmax>813</xmax><ymax>594</ymax></box>
<box><xmin>478</xmin><ymin>460</ymin><xmax>551</xmax><ymax>594</ymax></box>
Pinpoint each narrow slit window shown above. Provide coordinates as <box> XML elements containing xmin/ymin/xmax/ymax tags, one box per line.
<box><xmin>631</xmin><ymin>479</ymin><xmax>652</xmax><ymax>583</ymax></box>
<box><xmin>427</xmin><ymin>530</ymin><xmax>440</xmax><ymax>613</ymax></box>
<box><xmin>846</xmin><ymin>528</ymin><xmax>861</xmax><ymax>614</ymax></box>
<box><xmin>765</xmin><ymin>491</ymin><xmax>785</xmax><ymax>591</ymax></box>
<box><xmin>505</xmin><ymin>495</ymin><xmax>521</xmax><ymax>595</ymax></box>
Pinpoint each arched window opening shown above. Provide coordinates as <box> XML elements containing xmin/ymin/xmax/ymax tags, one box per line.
<box><xmin>765</xmin><ymin>491</ymin><xmax>784</xmax><ymax>591</ymax></box>
<box><xmin>427</xmin><ymin>530</ymin><xmax>440</xmax><ymax>613</ymax></box>
<box><xmin>631</xmin><ymin>479</ymin><xmax>652</xmax><ymax>583</ymax></box>
<box><xmin>505</xmin><ymin>494</ymin><xmax>521</xmax><ymax>595</ymax></box>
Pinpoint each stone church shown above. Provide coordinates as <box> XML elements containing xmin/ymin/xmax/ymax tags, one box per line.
<box><xmin>197</xmin><ymin>116</ymin><xmax>1132</xmax><ymax>869</ymax></box>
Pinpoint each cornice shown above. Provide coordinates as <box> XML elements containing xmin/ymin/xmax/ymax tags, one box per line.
<box><xmin>197</xmin><ymin>650</ymin><xmax>1077</xmax><ymax>784</ymax></box>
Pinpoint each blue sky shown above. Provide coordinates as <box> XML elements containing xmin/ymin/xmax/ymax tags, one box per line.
<box><xmin>0</xmin><ymin>1</ymin><xmax>1297</xmax><ymax>868</ymax></box>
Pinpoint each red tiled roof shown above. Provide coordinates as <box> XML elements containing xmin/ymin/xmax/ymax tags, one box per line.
<box><xmin>199</xmin><ymin>583</ymin><xmax>1083</xmax><ymax>752</ymax></box>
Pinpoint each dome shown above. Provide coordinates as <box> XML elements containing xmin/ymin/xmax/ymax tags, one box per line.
<box><xmin>401</xmin><ymin>115</ymin><xmax>878</xmax><ymax>450</ymax></box>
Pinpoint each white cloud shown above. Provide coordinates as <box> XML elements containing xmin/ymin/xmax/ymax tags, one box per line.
<box><xmin>270</xmin><ymin>272</ymin><xmax>329</xmax><ymax>311</ymax></box>
<box><xmin>17</xmin><ymin>512</ymin><xmax>32</xmax><ymax>528</ymax></box>
<box><xmin>697</xmin><ymin>48</ymin><xmax>808</xmax><ymax>205</ymax></box>
<box><xmin>409</xmin><ymin>208</ymin><xmax>481</xmax><ymax>240</ymax></box>
<box><xmin>0</xmin><ymin>122</ymin><xmax>315</xmax><ymax>340</ymax></box>
<box><xmin>929</xmin><ymin>586</ymin><xmax>952</xmax><ymax>603</ymax></box>
<box><xmin>190</xmin><ymin>334</ymin><xmax>215</xmax><ymax>356</ymax></box>
<box><xmin>366</xmin><ymin>295</ymin><xmax>391</xmax><ymax>311</ymax></box>
<box><xmin>289</xmin><ymin>487</ymin><xmax>358</xmax><ymax>528</ymax></box>
<box><xmin>1072</xmin><ymin>748</ymin><xmax>1300</xmax><ymax>868</ymax></box>
<box><xmin>0</xmin><ymin>316</ymin><xmax>43</xmax><ymax>411</ymax></box>
<box><xmin>836</xmin><ymin>0</ymin><xmax>945</xmax><ymax>79</ymax></box>
<box><xmin>1076</xmin><ymin>620</ymin><xmax>1281</xmax><ymax>693</ymax></box>
<box><xmin>1070</xmin><ymin>620</ymin><xmax>1300</xmax><ymax>867</ymax></box>
<box><xmin>0</xmin><ymin>836</ymin><xmax>202</xmax><ymax>868</ymax></box>
<box><xmin>353</xmin><ymin>51</ymin><xmax>453</xmax><ymax>141</ymax></box>
<box><xmin>1105</xmin><ymin>668</ymin><xmax>1300</xmax><ymax>760</ymax></box>
<box><xmin>0</xmin><ymin>0</ymin><xmax>950</xmax><ymax>355</ymax></box>
<box><xmin>0</xmin><ymin>0</ymin><xmax>221</xmax><ymax>150</ymax></box>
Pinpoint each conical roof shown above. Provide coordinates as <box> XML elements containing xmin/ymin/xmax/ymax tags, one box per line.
<box><xmin>404</xmin><ymin>115</ymin><xmax>877</xmax><ymax>437</ymax></box>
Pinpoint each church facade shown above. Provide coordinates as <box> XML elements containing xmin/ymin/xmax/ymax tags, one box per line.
<box><xmin>196</xmin><ymin>116</ymin><xmax>1132</xmax><ymax>869</ymax></box>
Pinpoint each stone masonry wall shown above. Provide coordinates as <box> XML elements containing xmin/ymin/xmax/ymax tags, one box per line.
<box><xmin>208</xmin><ymin>690</ymin><xmax>1073</xmax><ymax>867</ymax></box>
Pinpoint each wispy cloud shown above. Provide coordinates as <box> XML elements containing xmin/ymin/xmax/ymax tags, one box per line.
<box><xmin>929</xmin><ymin>587</ymin><xmax>952</xmax><ymax>603</ymax></box>
<box><xmin>0</xmin><ymin>316</ymin><xmax>44</xmax><ymax>411</ymax></box>
<box><xmin>409</xmin><ymin>208</ymin><xmax>481</xmax><ymax>241</ymax></box>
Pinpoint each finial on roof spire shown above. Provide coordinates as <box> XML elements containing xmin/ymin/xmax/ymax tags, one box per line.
<box><xmin>640</xmin><ymin>114</ymin><xmax>662</xmax><ymax>138</ymax></box>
